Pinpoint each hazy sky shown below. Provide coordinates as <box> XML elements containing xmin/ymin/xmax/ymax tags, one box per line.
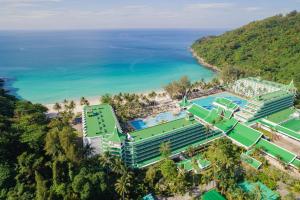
<box><xmin>1</xmin><ymin>0</ymin><xmax>300</xmax><ymax>30</ymax></box>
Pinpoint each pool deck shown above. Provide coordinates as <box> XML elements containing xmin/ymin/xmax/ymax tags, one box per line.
<box><xmin>190</xmin><ymin>91</ymin><xmax>249</xmax><ymax>102</ymax></box>
<box><xmin>190</xmin><ymin>91</ymin><xmax>249</xmax><ymax>110</ymax></box>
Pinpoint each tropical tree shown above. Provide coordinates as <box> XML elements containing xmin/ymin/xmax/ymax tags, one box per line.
<box><xmin>160</xmin><ymin>142</ymin><xmax>171</xmax><ymax>159</ymax></box>
<box><xmin>68</xmin><ymin>100</ymin><xmax>76</xmax><ymax>112</ymax></box>
<box><xmin>204</xmin><ymin>138</ymin><xmax>243</xmax><ymax>194</ymax></box>
<box><xmin>115</xmin><ymin>172</ymin><xmax>133</xmax><ymax>200</ymax></box>
<box><xmin>53</xmin><ymin>102</ymin><xmax>62</xmax><ymax>112</ymax></box>
<box><xmin>145</xmin><ymin>165</ymin><xmax>157</xmax><ymax>188</ymax></box>
<box><xmin>80</xmin><ymin>97</ymin><xmax>89</xmax><ymax>106</ymax></box>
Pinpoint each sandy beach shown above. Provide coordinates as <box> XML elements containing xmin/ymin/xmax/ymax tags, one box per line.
<box><xmin>45</xmin><ymin>89</ymin><xmax>168</xmax><ymax>114</ymax></box>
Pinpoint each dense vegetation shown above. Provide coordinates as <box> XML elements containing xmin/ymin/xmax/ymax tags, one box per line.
<box><xmin>192</xmin><ymin>10</ymin><xmax>300</xmax><ymax>106</ymax></box>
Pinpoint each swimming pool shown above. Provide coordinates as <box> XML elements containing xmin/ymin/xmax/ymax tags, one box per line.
<box><xmin>129</xmin><ymin>111</ymin><xmax>187</xmax><ymax>130</ymax></box>
<box><xmin>192</xmin><ymin>92</ymin><xmax>248</xmax><ymax>110</ymax></box>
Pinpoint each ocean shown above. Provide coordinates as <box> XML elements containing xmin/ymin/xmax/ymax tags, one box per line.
<box><xmin>0</xmin><ymin>29</ymin><xmax>223</xmax><ymax>103</ymax></box>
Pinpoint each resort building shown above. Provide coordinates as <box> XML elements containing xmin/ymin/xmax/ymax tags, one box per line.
<box><xmin>231</xmin><ymin>77</ymin><xmax>297</xmax><ymax>122</ymax></box>
<box><xmin>82</xmin><ymin>104</ymin><xmax>222</xmax><ymax>168</ymax></box>
<box><xmin>82</xmin><ymin>77</ymin><xmax>300</xmax><ymax>170</ymax></box>
<box><xmin>82</xmin><ymin>104</ymin><xmax>124</xmax><ymax>156</ymax></box>
<box><xmin>123</xmin><ymin>115</ymin><xmax>222</xmax><ymax>168</ymax></box>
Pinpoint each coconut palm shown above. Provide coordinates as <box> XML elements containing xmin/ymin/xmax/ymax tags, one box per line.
<box><xmin>68</xmin><ymin>100</ymin><xmax>76</xmax><ymax>112</ymax></box>
<box><xmin>53</xmin><ymin>102</ymin><xmax>62</xmax><ymax>113</ymax></box>
<box><xmin>111</xmin><ymin>157</ymin><xmax>127</xmax><ymax>175</ymax></box>
<box><xmin>99</xmin><ymin>151</ymin><xmax>113</xmax><ymax>169</ymax></box>
<box><xmin>80</xmin><ymin>96</ymin><xmax>89</xmax><ymax>106</ymax></box>
<box><xmin>115</xmin><ymin>172</ymin><xmax>133</xmax><ymax>200</ymax></box>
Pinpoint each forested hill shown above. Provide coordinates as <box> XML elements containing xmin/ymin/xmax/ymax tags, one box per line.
<box><xmin>192</xmin><ymin>11</ymin><xmax>300</xmax><ymax>92</ymax></box>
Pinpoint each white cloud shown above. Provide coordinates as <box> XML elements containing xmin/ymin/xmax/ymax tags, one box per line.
<box><xmin>184</xmin><ymin>2</ymin><xmax>234</xmax><ymax>11</ymax></box>
<box><xmin>244</xmin><ymin>7</ymin><xmax>262</xmax><ymax>12</ymax></box>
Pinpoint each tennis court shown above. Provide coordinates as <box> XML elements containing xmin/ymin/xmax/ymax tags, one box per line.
<box><xmin>280</xmin><ymin>118</ymin><xmax>300</xmax><ymax>132</ymax></box>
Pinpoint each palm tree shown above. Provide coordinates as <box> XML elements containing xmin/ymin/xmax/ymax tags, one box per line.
<box><xmin>63</xmin><ymin>99</ymin><xmax>69</xmax><ymax>110</ymax></box>
<box><xmin>68</xmin><ymin>100</ymin><xmax>76</xmax><ymax>112</ymax></box>
<box><xmin>204</xmin><ymin>124</ymin><xmax>212</xmax><ymax>141</ymax></box>
<box><xmin>112</xmin><ymin>157</ymin><xmax>127</xmax><ymax>175</ymax></box>
<box><xmin>187</xmin><ymin>146</ymin><xmax>195</xmax><ymax>157</ymax></box>
<box><xmin>115</xmin><ymin>172</ymin><xmax>133</xmax><ymax>200</ymax></box>
<box><xmin>53</xmin><ymin>102</ymin><xmax>62</xmax><ymax>113</ymax></box>
<box><xmin>100</xmin><ymin>151</ymin><xmax>112</xmax><ymax>168</ymax></box>
<box><xmin>80</xmin><ymin>96</ymin><xmax>89</xmax><ymax>106</ymax></box>
<box><xmin>145</xmin><ymin>165</ymin><xmax>157</xmax><ymax>188</ymax></box>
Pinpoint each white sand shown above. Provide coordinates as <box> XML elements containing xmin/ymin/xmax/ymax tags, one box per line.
<box><xmin>45</xmin><ymin>89</ymin><xmax>168</xmax><ymax>114</ymax></box>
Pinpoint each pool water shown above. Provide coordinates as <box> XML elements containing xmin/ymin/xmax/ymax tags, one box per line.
<box><xmin>129</xmin><ymin>111</ymin><xmax>187</xmax><ymax>130</ymax></box>
<box><xmin>192</xmin><ymin>92</ymin><xmax>248</xmax><ymax>110</ymax></box>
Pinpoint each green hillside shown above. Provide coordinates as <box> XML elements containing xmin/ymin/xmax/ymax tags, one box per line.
<box><xmin>192</xmin><ymin>11</ymin><xmax>300</xmax><ymax>97</ymax></box>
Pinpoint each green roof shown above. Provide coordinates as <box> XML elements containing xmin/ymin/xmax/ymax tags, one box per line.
<box><xmin>241</xmin><ymin>153</ymin><xmax>262</xmax><ymax>169</ymax></box>
<box><xmin>177</xmin><ymin>155</ymin><xmax>211</xmax><ymax>172</ymax></box>
<box><xmin>177</xmin><ymin>159</ymin><xmax>194</xmax><ymax>171</ymax></box>
<box><xmin>189</xmin><ymin>103</ymin><xmax>262</xmax><ymax>148</ymax></box>
<box><xmin>108</xmin><ymin>126</ymin><xmax>125</xmax><ymax>142</ymax></box>
<box><xmin>281</xmin><ymin>118</ymin><xmax>300</xmax><ymax>132</ymax></box>
<box><xmin>128</xmin><ymin>117</ymin><xmax>198</xmax><ymax>142</ymax></box>
<box><xmin>143</xmin><ymin>194</ymin><xmax>155</xmax><ymax>200</ymax></box>
<box><xmin>238</xmin><ymin>181</ymin><xmax>279</xmax><ymax>200</ymax></box>
<box><xmin>259</xmin><ymin>119</ymin><xmax>300</xmax><ymax>141</ymax></box>
<box><xmin>291</xmin><ymin>158</ymin><xmax>300</xmax><ymax>168</ymax></box>
<box><xmin>83</xmin><ymin>104</ymin><xmax>119</xmax><ymax>137</ymax></box>
<box><xmin>265</xmin><ymin>107</ymin><xmax>296</xmax><ymax>123</ymax></box>
<box><xmin>255</xmin><ymin>139</ymin><xmax>296</xmax><ymax>164</ymax></box>
<box><xmin>227</xmin><ymin>123</ymin><xmax>262</xmax><ymax>148</ymax></box>
<box><xmin>202</xmin><ymin>189</ymin><xmax>226</xmax><ymax>200</ymax></box>
<box><xmin>276</xmin><ymin>125</ymin><xmax>300</xmax><ymax>141</ymax></box>
<box><xmin>214</xmin><ymin>97</ymin><xmax>238</xmax><ymax>110</ymax></box>
<box><xmin>253</xmin><ymin>90</ymin><xmax>293</xmax><ymax>103</ymax></box>
<box><xmin>198</xmin><ymin>157</ymin><xmax>211</xmax><ymax>169</ymax></box>
<box><xmin>188</xmin><ymin>104</ymin><xmax>210</xmax><ymax>119</ymax></box>
<box><xmin>241</xmin><ymin>77</ymin><xmax>287</xmax><ymax>90</ymax></box>
<box><xmin>179</xmin><ymin>96</ymin><xmax>191</xmax><ymax>107</ymax></box>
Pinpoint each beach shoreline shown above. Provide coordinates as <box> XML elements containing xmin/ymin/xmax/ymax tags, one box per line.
<box><xmin>190</xmin><ymin>48</ymin><xmax>220</xmax><ymax>72</ymax></box>
<box><xmin>45</xmin><ymin>89</ymin><xmax>166</xmax><ymax>114</ymax></box>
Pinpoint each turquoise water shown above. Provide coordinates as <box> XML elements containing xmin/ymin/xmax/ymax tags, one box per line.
<box><xmin>129</xmin><ymin>111</ymin><xmax>187</xmax><ymax>130</ymax></box>
<box><xmin>0</xmin><ymin>29</ymin><xmax>222</xmax><ymax>103</ymax></box>
<box><xmin>192</xmin><ymin>92</ymin><xmax>248</xmax><ymax>110</ymax></box>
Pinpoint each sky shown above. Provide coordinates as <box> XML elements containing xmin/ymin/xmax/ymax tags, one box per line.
<box><xmin>0</xmin><ymin>0</ymin><xmax>300</xmax><ymax>30</ymax></box>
